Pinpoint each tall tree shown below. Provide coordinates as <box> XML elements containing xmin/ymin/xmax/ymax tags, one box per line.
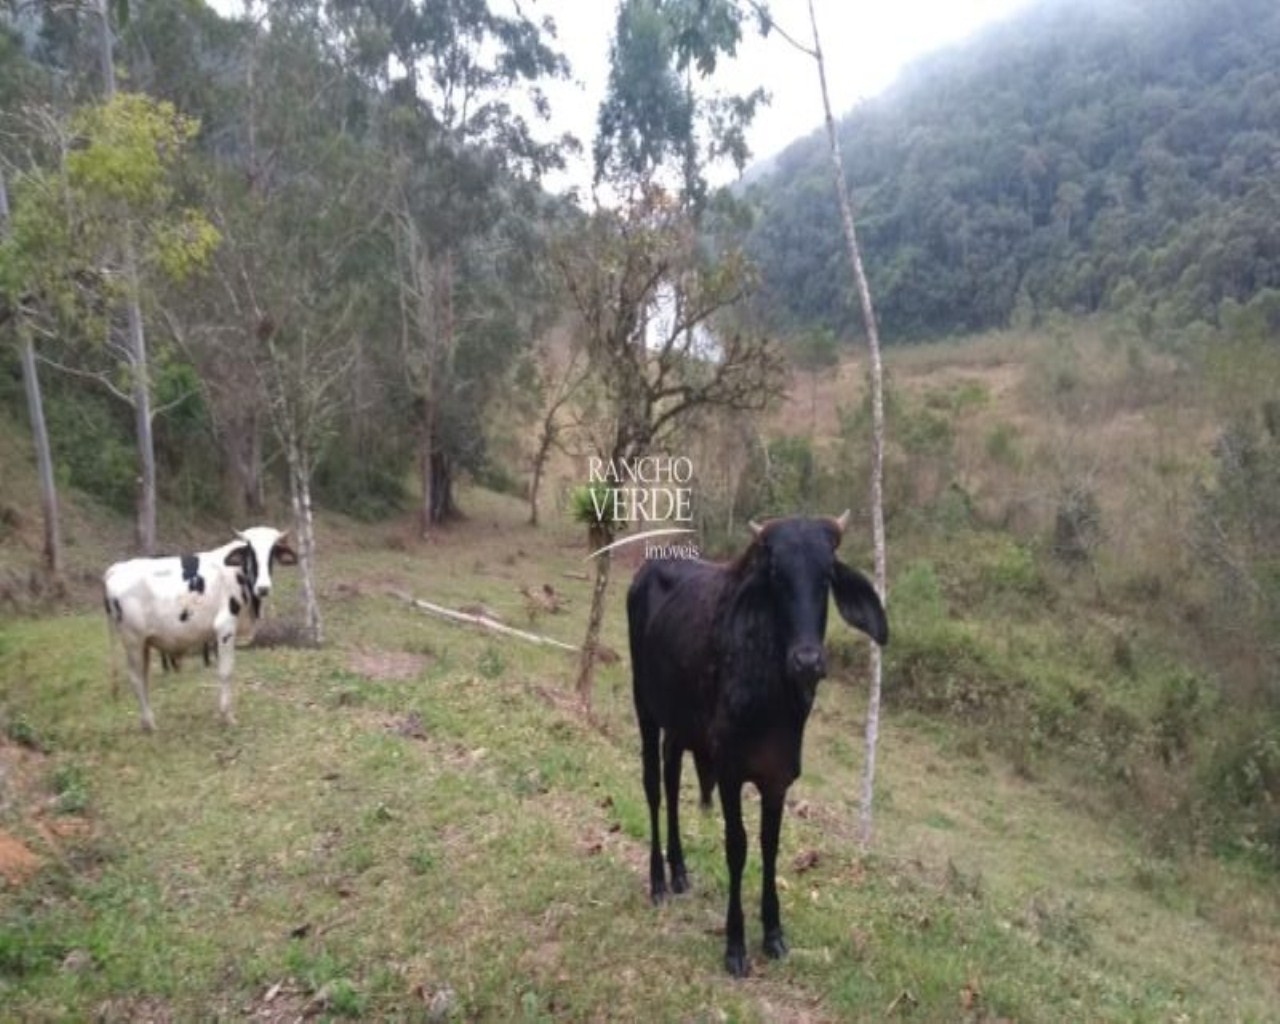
<box><xmin>202</xmin><ymin>4</ymin><xmax>380</xmax><ymax>644</ymax></box>
<box><xmin>0</xmin><ymin>35</ymin><xmax>63</xmax><ymax>578</ymax></box>
<box><xmin>0</xmin><ymin>166</ymin><xmax>62</xmax><ymax>577</ymax></box>
<box><xmin>328</xmin><ymin>0</ymin><xmax>568</xmax><ymax>533</ymax></box>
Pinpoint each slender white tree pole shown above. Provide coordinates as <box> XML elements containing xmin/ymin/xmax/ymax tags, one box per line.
<box><xmin>804</xmin><ymin>0</ymin><xmax>889</xmax><ymax>847</ymax></box>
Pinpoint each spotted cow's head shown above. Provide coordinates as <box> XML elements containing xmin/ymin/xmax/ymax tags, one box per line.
<box><xmin>224</xmin><ymin>526</ymin><xmax>298</xmax><ymax>602</ymax></box>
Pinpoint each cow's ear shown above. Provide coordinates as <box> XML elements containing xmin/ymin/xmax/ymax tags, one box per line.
<box><xmin>224</xmin><ymin>544</ymin><xmax>249</xmax><ymax>567</ymax></box>
<box><xmin>832</xmin><ymin>560</ymin><xmax>888</xmax><ymax>645</ymax></box>
<box><xmin>274</xmin><ymin>543</ymin><xmax>298</xmax><ymax>566</ymax></box>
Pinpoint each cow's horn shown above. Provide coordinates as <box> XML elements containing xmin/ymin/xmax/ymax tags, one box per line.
<box><xmin>277</xmin><ymin>529</ymin><xmax>291</xmax><ymax>544</ymax></box>
<box><xmin>833</xmin><ymin>509</ymin><xmax>851</xmax><ymax>535</ymax></box>
<box><xmin>748</xmin><ymin>519</ymin><xmax>765</xmax><ymax>538</ymax></box>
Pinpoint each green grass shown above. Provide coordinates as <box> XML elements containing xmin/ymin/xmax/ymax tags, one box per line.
<box><xmin>2</xmin><ymin>489</ymin><xmax>1278</xmax><ymax>1021</ymax></box>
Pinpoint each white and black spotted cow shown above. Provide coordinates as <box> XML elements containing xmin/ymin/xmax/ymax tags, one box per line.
<box><xmin>103</xmin><ymin>527</ymin><xmax>297</xmax><ymax>731</ymax></box>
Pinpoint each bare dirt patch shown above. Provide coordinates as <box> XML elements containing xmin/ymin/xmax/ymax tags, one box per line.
<box><xmin>0</xmin><ymin>827</ymin><xmax>41</xmax><ymax>886</ymax></box>
<box><xmin>347</xmin><ymin>649</ymin><xmax>431</xmax><ymax>682</ymax></box>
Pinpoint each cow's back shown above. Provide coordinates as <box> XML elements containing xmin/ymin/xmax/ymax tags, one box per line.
<box><xmin>628</xmin><ymin>558</ymin><xmax>729</xmax><ymax>743</ymax></box>
<box><xmin>104</xmin><ymin>553</ymin><xmax>232</xmax><ymax>651</ymax></box>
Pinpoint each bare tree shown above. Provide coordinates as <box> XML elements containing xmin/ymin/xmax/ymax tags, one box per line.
<box><xmin>554</xmin><ymin>192</ymin><xmax>785</xmax><ymax>710</ymax></box>
<box><xmin>527</xmin><ymin>335</ymin><xmax>591</xmax><ymax>527</ymax></box>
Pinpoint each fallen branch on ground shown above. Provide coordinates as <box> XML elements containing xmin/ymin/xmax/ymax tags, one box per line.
<box><xmin>387</xmin><ymin>589</ymin><xmax>578</xmax><ymax>652</ymax></box>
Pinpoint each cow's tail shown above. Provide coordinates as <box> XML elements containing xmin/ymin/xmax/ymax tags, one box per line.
<box><xmin>694</xmin><ymin>749</ymin><xmax>716</xmax><ymax>810</ymax></box>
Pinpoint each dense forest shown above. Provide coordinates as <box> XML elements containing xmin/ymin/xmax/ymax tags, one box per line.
<box><xmin>747</xmin><ymin>0</ymin><xmax>1280</xmax><ymax>339</ymax></box>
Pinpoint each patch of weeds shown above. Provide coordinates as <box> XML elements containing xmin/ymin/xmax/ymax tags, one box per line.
<box><xmin>341</xmin><ymin>841</ymin><xmax>376</xmax><ymax>875</ymax></box>
<box><xmin>0</xmin><ymin>918</ymin><xmax>68</xmax><ymax>978</ymax></box>
<box><xmin>283</xmin><ymin>945</ymin><xmax>365</xmax><ymax>1016</ymax></box>
<box><xmin>364</xmin><ymin>801</ymin><xmax>397</xmax><ymax>826</ymax></box>
<box><xmin>478</xmin><ymin>646</ymin><xmax>505</xmax><ymax>680</ymax></box>
<box><xmin>945</xmin><ymin>858</ymin><xmax>984</xmax><ymax>900</ymax></box>
<box><xmin>4</xmin><ymin>713</ymin><xmax>45</xmax><ymax>752</ymax></box>
<box><xmin>985</xmin><ymin>422</ymin><xmax>1023</xmax><ymax>468</ymax></box>
<box><xmin>1130</xmin><ymin>855</ymin><xmax>1183</xmax><ymax>901</ymax></box>
<box><xmin>327</xmin><ymin>679</ymin><xmax>367</xmax><ymax>709</ymax></box>
<box><xmin>980</xmin><ymin>540</ymin><xmax>1045</xmax><ymax>600</ymax></box>
<box><xmin>407</xmin><ymin>845</ymin><xmax>436</xmax><ymax>875</ymax></box>
<box><xmin>1023</xmin><ymin>894</ymin><xmax>1092</xmax><ymax>955</ymax></box>
<box><xmin>510</xmin><ymin>767</ymin><xmax>550</xmax><ymax>799</ymax></box>
<box><xmin>52</xmin><ymin>762</ymin><xmax>91</xmax><ymax>814</ymax></box>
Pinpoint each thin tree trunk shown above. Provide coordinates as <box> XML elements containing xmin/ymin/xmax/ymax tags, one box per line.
<box><xmin>97</xmin><ymin>0</ymin><xmax>116</xmax><ymax>97</ymax></box>
<box><xmin>100</xmin><ymin>0</ymin><xmax>157</xmax><ymax>555</ymax></box>
<box><xmin>430</xmin><ymin>449</ymin><xmax>457</xmax><ymax>523</ymax></box>
<box><xmin>529</xmin><ymin>416</ymin><xmax>555</xmax><ymax>526</ymax></box>
<box><xmin>2</xmin><ymin>171</ymin><xmax>62</xmax><ymax>578</ymax></box>
<box><xmin>807</xmin><ymin>0</ymin><xmax>889</xmax><ymax>849</ymax></box>
<box><xmin>287</xmin><ymin>434</ymin><xmax>323</xmax><ymax>645</ymax></box>
<box><xmin>125</xmin><ymin>243</ymin><xmax>157</xmax><ymax>554</ymax></box>
<box><xmin>18</xmin><ymin>328</ymin><xmax>63</xmax><ymax>577</ymax></box>
<box><xmin>576</xmin><ymin>535</ymin><xmax>612</xmax><ymax>715</ymax></box>
<box><xmin>418</xmin><ymin>413</ymin><xmax>433</xmax><ymax>537</ymax></box>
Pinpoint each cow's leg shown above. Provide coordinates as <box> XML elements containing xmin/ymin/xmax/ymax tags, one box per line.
<box><xmin>215</xmin><ymin>627</ymin><xmax>237</xmax><ymax>726</ymax></box>
<box><xmin>127</xmin><ymin>642</ymin><xmax>155</xmax><ymax>732</ymax></box>
<box><xmin>662</xmin><ymin>735</ymin><xmax>688</xmax><ymax>894</ymax></box>
<box><xmin>639</xmin><ymin>712</ymin><xmax>666</xmax><ymax>903</ymax></box>
<box><xmin>719</xmin><ymin>776</ymin><xmax>749</xmax><ymax>977</ymax></box>
<box><xmin>760</xmin><ymin>788</ymin><xmax>788</xmax><ymax>960</ymax></box>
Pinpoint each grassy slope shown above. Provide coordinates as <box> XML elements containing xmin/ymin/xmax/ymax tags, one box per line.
<box><xmin>1</xmin><ymin>480</ymin><xmax>1277</xmax><ymax>1022</ymax></box>
<box><xmin>3</xmin><ymin>325</ymin><xmax>1279</xmax><ymax>1020</ymax></box>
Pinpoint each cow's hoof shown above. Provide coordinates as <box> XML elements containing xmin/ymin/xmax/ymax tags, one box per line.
<box><xmin>140</xmin><ymin>715</ymin><xmax>156</xmax><ymax>733</ymax></box>
<box><xmin>221</xmin><ymin>712</ymin><xmax>237</xmax><ymax>727</ymax></box>
<box><xmin>764</xmin><ymin>929</ymin><xmax>789</xmax><ymax>960</ymax></box>
<box><xmin>724</xmin><ymin>944</ymin><xmax>750</xmax><ymax>978</ymax></box>
<box><xmin>670</xmin><ymin>866</ymin><xmax>689</xmax><ymax>894</ymax></box>
<box><xmin>650</xmin><ymin>881</ymin><xmax>668</xmax><ymax>905</ymax></box>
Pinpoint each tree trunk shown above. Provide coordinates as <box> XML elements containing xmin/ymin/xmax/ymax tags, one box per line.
<box><xmin>100</xmin><ymin>0</ymin><xmax>158</xmax><ymax>555</ymax></box>
<box><xmin>576</xmin><ymin>527</ymin><xmax>613</xmax><ymax>715</ymax></box>
<box><xmin>125</xmin><ymin>243</ymin><xmax>157</xmax><ymax>555</ymax></box>
<box><xmin>3</xmin><ymin>171</ymin><xmax>62</xmax><ymax>578</ymax></box>
<box><xmin>97</xmin><ymin>0</ymin><xmax>117</xmax><ymax>97</ymax></box>
<box><xmin>417</xmin><ymin>408</ymin><xmax>433</xmax><ymax>537</ymax></box>
<box><xmin>287</xmin><ymin>434</ymin><xmax>323</xmax><ymax>646</ymax></box>
<box><xmin>529</xmin><ymin>415</ymin><xmax>555</xmax><ymax>527</ymax></box>
<box><xmin>430</xmin><ymin>449</ymin><xmax>457</xmax><ymax>524</ymax></box>
<box><xmin>18</xmin><ymin>327</ymin><xmax>63</xmax><ymax>578</ymax></box>
<box><xmin>223</xmin><ymin>412</ymin><xmax>264</xmax><ymax>521</ymax></box>
<box><xmin>807</xmin><ymin>0</ymin><xmax>889</xmax><ymax>849</ymax></box>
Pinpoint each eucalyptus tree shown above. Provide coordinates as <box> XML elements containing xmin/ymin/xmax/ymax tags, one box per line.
<box><xmin>200</xmin><ymin>2</ymin><xmax>383</xmax><ymax>644</ymax></box>
<box><xmin>0</xmin><ymin>28</ymin><xmax>63</xmax><ymax>577</ymax></box>
<box><xmin>325</xmin><ymin>0</ymin><xmax>569</xmax><ymax>533</ymax></box>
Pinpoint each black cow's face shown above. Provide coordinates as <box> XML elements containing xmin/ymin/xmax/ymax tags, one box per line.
<box><xmin>754</xmin><ymin>517</ymin><xmax>888</xmax><ymax>687</ymax></box>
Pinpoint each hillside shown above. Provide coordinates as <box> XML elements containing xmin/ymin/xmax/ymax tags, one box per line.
<box><xmin>746</xmin><ymin>0</ymin><xmax>1280</xmax><ymax>340</ymax></box>
<box><xmin>4</xmin><ymin>324</ymin><xmax>1279</xmax><ymax>1019</ymax></box>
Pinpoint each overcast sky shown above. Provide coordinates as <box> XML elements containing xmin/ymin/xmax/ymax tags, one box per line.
<box><xmin>208</xmin><ymin>0</ymin><xmax>1032</xmax><ymax>193</ymax></box>
<box><xmin>532</xmin><ymin>0</ymin><xmax>1032</xmax><ymax>192</ymax></box>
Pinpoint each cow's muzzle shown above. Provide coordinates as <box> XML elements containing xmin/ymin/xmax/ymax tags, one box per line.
<box><xmin>787</xmin><ymin>644</ymin><xmax>826</xmax><ymax>685</ymax></box>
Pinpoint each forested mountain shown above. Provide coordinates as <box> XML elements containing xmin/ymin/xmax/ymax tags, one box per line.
<box><xmin>747</xmin><ymin>0</ymin><xmax>1280</xmax><ymax>340</ymax></box>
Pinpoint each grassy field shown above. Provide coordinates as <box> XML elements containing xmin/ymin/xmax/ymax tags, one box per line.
<box><xmin>2</xmin><ymin>476</ymin><xmax>1279</xmax><ymax>1022</ymax></box>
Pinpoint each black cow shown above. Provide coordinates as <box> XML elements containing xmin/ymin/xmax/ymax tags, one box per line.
<box><xmin>626</xmin><ymin>512</ymin><xmax>888</xmax><ymax>977</ymax></box>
